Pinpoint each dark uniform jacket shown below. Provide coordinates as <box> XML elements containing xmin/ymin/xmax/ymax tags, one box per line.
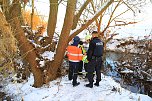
<box><xmin>87</xmin><ymin>37</ymin><xmax>104</xmax><ymax>61</ymax></box>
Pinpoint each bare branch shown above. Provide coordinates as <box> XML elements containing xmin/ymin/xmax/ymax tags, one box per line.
<box><xmin>122</xmin><ymin>0</ymin><xmax>135</xmax><ymax>14</ymax></box>
<box><xmin>69</xmin><ymin>0</ymin><xmax>114</xmax><ymax>41</ymax></box>
<box><xmin>109</xmin><ymin>21</ymin><xmax>137</xmax><ymax>27</ymax></box>
<box><xmin>72</xmin><ymin>0</ymin><xmax>92</xmax><ymax>29</ymax></box>
<box><xmin>100</xmin><ymin>0</ymin><xmax>122</xmax><ymax>35</ymax></box>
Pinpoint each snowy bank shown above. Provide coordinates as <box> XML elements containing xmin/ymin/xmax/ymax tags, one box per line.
<box><xmin>106</xmin><ymin>38</ymin><xmax>151</xmax><ymax>54</ymax></box>
<box><xmin>4</xmin><ymin>74</ymin><xmax>152</xmax><ymax>101</ymax></box>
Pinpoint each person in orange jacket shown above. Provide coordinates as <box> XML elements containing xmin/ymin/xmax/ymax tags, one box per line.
<box><xmin>67</xmin><ymin>36</ymin><xmax>83</xmax><ymax>87</ymax></box>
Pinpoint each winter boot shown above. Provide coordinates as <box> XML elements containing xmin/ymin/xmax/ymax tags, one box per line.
<box><xmin>85</xmin><ymin>83</ymin><xmax>93</xmax><ymax>88</ymax></box>
<box><xmin>69</xmin><ymin>78</ymin><xmax>72</xmax><ymax>80</ymax></box>
<box><xmin>73</xmin><ymin>82</ymin><xmax>80</xmax><ymax>87</ymax></box>
<box><xmin>94</xmin><ymin>82</ymin><xmax>99</xmax><ymax>86</ymax></box>
<box><xmin>68</xmin><ymin>74</ymin><xmax>72</xmax><ymax>80</ymax></box>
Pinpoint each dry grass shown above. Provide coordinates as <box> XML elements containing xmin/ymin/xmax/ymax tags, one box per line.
<box><xmin>0</xmin><ymin>11</ymin><xmax>17</xmax><ymax>75</ymax></box>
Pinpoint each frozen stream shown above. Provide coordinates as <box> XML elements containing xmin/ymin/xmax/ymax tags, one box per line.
<box><xmin>105</xmin><ymin>51</ymin><xmax>152</xmax><ymax>97</ymax></box>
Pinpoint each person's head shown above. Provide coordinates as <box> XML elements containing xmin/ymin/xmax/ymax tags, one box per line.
<box><xmin>72</xmin><ymin>36</ymin><xmax>80</xmax><ymax>46</ymax></box>
<box><xmin>85</xmin><ymin>34</ymin><xmax>91</xmax><ymax>43</ymax></box>
<box><xmin>79</xmin><ymin>41</ymin><xmax>83</xmax><ymax>45</ymax></box>
<box><xmin>91</xmin><ymin>31</ymin><xmax>98</xmax><ymax>38</ymax></box>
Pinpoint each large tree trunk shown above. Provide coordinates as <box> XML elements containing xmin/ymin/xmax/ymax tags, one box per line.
<box><xmin>8</xmin><ymin>0</ymin><xmax>43</xmax><ymax>87</ymax></box>
<box><xmin>48</xmin><ymin>0</ymin><xmax>76</xmax><ymax>80</ymax></box>
<box><xmin>47</xmin><ymin>0</ymin><xmax>58</xmax><ymax>44</ymax></box>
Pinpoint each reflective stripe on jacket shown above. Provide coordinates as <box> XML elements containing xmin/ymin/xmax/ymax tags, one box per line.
<box><xmin>67</xmin><ymin>46</ymin><xmax>83</xmax><ymax>62</ymax></box>
<box><xmin>82</xmin><ymin>55</ymin><xmax>89</xmax><ymax>63</ymax></box>
<box><xmin>78</xmin><ymin>44</ymin><xmax>86</xmax><ymax>54</ymax></box>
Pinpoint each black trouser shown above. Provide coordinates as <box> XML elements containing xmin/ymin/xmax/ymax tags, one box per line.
<box><xmin>84</xmin><ymin>63</ymin><xmax>88</xmax><ymax>72</ymax></box>
<box><xmin>84</xmin><ymin>63</ymin><xmax>88</xmax><ymax>77</ymax></box>
<box><xmin>68</xmin><ymin>61</ymin><xmax>79</xmax><ymax>84</ymax></box>
<box><xmin>86</xmin><ymin>57</ymin><xmax>102</xmax><ymax>84</ymax></box>
<box><xmin>78</xmin><ymin>61</ymin><xmax>83</xmax><ymax>74</ymax></box>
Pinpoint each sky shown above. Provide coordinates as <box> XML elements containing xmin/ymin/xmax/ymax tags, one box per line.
<box><xmin>114</xmin><ymin>2</ymin><xmax>152</xmax><ymax>39</ymax></box>
<box><xmin>31</xmin><ymin>0</ymin><xmax>152</xmax><ymax>39</ymax></box>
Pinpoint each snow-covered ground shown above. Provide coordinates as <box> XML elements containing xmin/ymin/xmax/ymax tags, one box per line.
<box><xmin>4</xmin><ymin>74</ymin><xmax>152</xmax><ymax>101</ymax></box>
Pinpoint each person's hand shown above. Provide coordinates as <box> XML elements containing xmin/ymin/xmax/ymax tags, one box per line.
<box><xmin>84</xmin><ymin>52</ymin><xmax>87</xmax><ymax>55</ymax></box>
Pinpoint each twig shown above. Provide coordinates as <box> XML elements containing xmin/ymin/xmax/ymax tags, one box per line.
<box><xmin>57</xmin><ymin>77</ymin><xmax>62</xmax><ymax>93</ymax></box>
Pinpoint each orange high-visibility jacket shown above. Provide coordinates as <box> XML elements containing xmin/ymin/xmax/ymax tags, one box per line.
<box><xmin>67</xmin><ymin>45</ymin><xmax>83</xmax><ymax>62</ymax></box>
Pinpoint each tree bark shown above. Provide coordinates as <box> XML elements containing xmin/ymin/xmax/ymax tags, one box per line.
<box><xmin>47</xmin><ymin>0</ymin><xmax>58</xmax><ymax>44</ymax></box>
<box><xmin>72</xmin><ymin>0</ymin><xmax>92</xmax><ymax>29</ymax></box>
<box><xmin>8</xmin><ymin>0</ymin><xmax>43</xmax><ymax>87</ymax></box>
<box><xmin>0</xmin><ymin>10</ymin><xmax>17</xmax><ymax>61</ymax></box>
<box><xmin>48</xmin><ymin>0</ymin><xmax>76</xmax><ymax>80</ymax></box>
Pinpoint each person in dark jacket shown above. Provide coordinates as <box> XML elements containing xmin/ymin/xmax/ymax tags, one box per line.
<box><xmin>85</xmin><ymin>31</ymin><xmax>104</xmax><ymax>88</ymax></box>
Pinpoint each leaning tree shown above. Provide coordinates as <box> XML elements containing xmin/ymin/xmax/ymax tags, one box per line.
<box><xmin>1</xmin><ymin>0</ymin><xmax>146</xmax><ymax>87</ymax></box>
<box><xmin>7</xmin><ymin>0</ymin><xmax>113</xmax><ymax>87</ymax></box>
